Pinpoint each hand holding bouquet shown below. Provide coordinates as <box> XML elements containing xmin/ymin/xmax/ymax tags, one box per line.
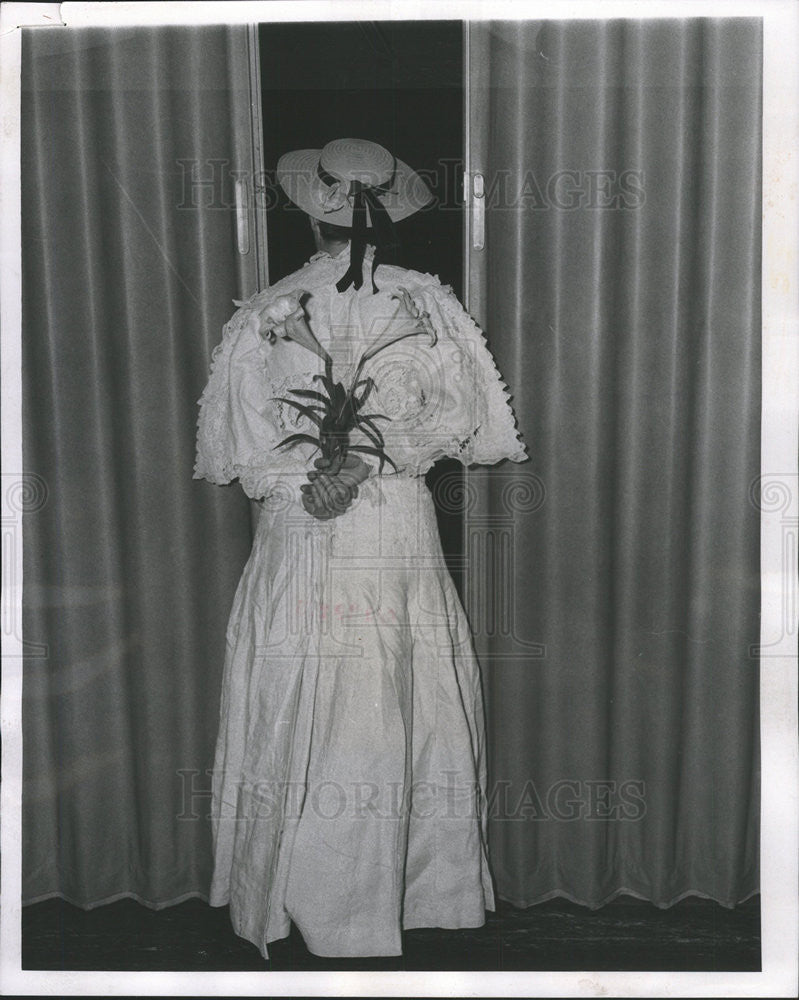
<box><xmin>299</xmin><ymin>454</ymin><xmax>372</xmax><ymax>519</ymax></box>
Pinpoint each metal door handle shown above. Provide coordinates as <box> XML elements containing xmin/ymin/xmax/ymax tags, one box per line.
<box><xmin>472</xmin><ymin>172</ymin><xmax>485</xmax><ymax>251</ymax></box>
<box><xmin>235</xmin><ymin>178</ymin><xmax>250</xmax><ymax>255</ymax></box>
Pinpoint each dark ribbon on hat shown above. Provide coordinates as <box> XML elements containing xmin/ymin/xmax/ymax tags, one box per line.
<box><xmin>317</xmin><ymin>165</ymin><xmax>399</xmax><ymax>294</ymax></box>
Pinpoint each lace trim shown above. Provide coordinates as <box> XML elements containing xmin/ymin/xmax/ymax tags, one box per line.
<box><xmin>194</xmin><ymin>306</ymin><xmax>251</xmax><ymax>486</ymax></box>
<box><xmin>420</xmin><ymin>282</ymin><xmax>528</xmax><ymax>468</ymax></box>
<box><xmin>194</xmin><ymin>299</ymin><xmax>314</xmax><ymax>493</ymax></box>
<box><xmin>365</xmin><ymin>280</ymin><xmax>528</xmax><ymax>477</ymax></box>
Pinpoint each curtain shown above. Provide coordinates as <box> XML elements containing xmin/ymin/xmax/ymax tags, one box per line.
<box><xmin>21</xmin><ymin>27</ymin><xmax>259</xmax><ymax>907</ymax></box>
<box><xmin>466</xmin><ymin>19</ymin><xmax>761</xmax><ymax>908</ymax></box>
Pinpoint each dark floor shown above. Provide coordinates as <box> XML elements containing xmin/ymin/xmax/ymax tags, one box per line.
<box><xmin>22</xmin><ymin>893</ymin><xmax>760</xmax><ymax>972</ymax></box>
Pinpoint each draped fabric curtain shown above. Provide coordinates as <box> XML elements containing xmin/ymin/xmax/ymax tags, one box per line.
<box><xmin>21</xmin><ymin>27</ymin><xmax>259</xmax><ymax>906</ymax></box>
<box><xmin>466</xmin><ymin>19</ymin><xmax>761</xmax><ymax>908</ymax></box>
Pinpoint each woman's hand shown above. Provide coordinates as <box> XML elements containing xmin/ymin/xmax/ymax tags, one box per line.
<box><xmin>300</xmin><ymin>455</ymin><xmax>371</xmax><ymax>520</ymax></box>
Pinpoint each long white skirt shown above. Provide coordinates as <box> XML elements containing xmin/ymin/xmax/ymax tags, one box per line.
<box><xmin>208</xmin><ymin>475</ymin><xmax>495</xmax><ymax>958</ymax></box>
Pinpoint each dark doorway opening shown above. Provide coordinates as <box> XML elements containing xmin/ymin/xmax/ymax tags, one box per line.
<box><xmin>259</xmin><ymin>20</ymin><xmax>466</xmax><ymax>586</ymax></box>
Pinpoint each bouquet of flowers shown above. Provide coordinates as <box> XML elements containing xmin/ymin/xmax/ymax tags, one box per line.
<box><xmin>255</xmin><ymin>288</ymin><xmax>436</xmax><ymax>479</ymax></box>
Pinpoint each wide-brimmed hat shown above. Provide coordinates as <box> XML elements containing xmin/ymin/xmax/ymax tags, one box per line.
<box><xmin>276</xmin><ymin>138</ymin><xmax>433</xmax><ymax>227</ymax></box>
<box><xmin>277</xmin><ymin>139</ymin><xmax>433</xmax><ymax>294</ymax></box>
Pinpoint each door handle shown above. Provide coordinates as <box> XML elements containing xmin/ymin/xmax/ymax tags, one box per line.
<box><xmin>235</xmin><ymin>177</ymin><xmax>250</xmax><ymax>255</ymax></box>
<box><xmin>471</xmin><ymin>172</ymin><xmax>485</xmax><ymax>251</ymax></box>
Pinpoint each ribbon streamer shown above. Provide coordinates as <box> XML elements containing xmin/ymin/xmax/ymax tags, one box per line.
<box><xmin>317</xmin><ymin>165</ymin><xmax>399</xmax><ymax>294</ymax></box>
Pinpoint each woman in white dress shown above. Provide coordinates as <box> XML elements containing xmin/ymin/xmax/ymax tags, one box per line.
<box><xmin>194</xmin><ymin>139</ymin><xmax>528</xmax><ymax>958</ymax></box>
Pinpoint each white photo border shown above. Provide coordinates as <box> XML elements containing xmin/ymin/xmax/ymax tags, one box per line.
<box><xmin>1</xmin><ymin>1</ymin><xmax>796</xmax><ymax>996</ymax></box>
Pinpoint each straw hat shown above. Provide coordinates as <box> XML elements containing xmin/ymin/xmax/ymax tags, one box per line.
<box><xmin>276</xmin><ymin>138</ymin><xmax>433</xmax><ymax>227</ymax></box>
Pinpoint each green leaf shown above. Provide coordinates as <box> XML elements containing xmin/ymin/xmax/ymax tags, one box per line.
<box><xmin>337</xmin><ymin>406</ymin><xmax>358</xmax><ymax>433</ymax></box>
<box><xmin>358</xmin><ymin>415</ymin><xmax>391</xmax><ymax>443</ymax></box>
<box><xmin>288</xmin><ymin>388</ymin><xmax>331</xmax><ymax>407</ymax></box>
<box><xmin>347</xmin><ymin>444</ymin><xmax>386</xmax><ymax>459</ymax></box>
<box><xmin>347</xmin><ymin>444</ymin><xmax>399</xmax><ymax>474</ymax></box>
<box><xmin>332</xmin><ymin>381</ymin><xmax>348</xmax><ymax>411</ymax></box>
<box><xmin>358</xmin><ymin>412</ymin><xmax>391</xmax><ymax>422</ymax></box>
<box><xmin>312</xmin><ymin>373</ymin><xmax>337</xmax><ymax>398</ymax></box>
<box><xmin>354</xmin><ymin>420</ymin><xmax>385</xmax><ymax>451</ymax></box>
<box><xmin>273</xmin><ymin>433</ymin><xmax>321</xmax><ymax>452</ymax></box>
<box><xmin>271</xmin><ymin>397</ymin><xmax>324</xmax><ymax>428</ymax></box>
<box><xmin>353</xmin><ymin>377</ymin><xmax>375</xmax><ymax>411</ymax></box>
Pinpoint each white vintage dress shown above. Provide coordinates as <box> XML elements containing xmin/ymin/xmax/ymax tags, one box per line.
<box><xmin>194</xmin><ymin>245</ymin><xmax>527</xmax><ymax>958</ymax></box>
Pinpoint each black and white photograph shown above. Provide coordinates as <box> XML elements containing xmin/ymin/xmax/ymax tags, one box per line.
<box><xmin>1</xmin><ymin>1</ymin><xmax>797</xmax><ymax>996</ymax></box>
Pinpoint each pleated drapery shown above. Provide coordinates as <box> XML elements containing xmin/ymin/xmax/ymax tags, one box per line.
<box><xmin>466</xmin><ymin>19</ymin><xmax>761</xmax><ymax>908</ymax></box>
<box><xmin>21</xmin><ymin>27</ymin><xmax>256</xmax><ymax>907</ymax></box>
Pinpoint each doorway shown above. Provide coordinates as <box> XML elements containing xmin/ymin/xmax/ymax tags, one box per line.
<box><xmin>258</xmin><ymin>20</ymin><xmax>466</xmax><ymax>587</ymax></box>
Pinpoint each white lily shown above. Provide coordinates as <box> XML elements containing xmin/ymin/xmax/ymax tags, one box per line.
<box><xmin>242</xmin><ymin>291</ymin><xmax>331</xmax><ymax>363</ymax></box>
<box><xmin>360</xmin><ymin>287</ymin><xmax>437</xmax><ymax>364</ymax></box>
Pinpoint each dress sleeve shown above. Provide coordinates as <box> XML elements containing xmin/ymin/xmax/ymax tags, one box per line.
<box><xmin>366</xmin><ymin>281</ymin><xmax>529</xmax><ymax>478</ymax></box>
<box><xmin>194</xmin><ymin>302</ymin><xmax>317</xmax><ymax>500</ymax></box>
